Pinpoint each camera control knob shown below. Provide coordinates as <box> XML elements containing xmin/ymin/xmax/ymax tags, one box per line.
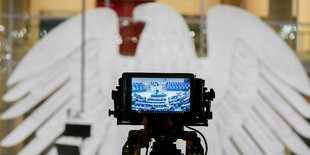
<box><xmin>207</xmin><ymin>112</ymin><xmax>213</xmax><ymax>119</ymax></box>
<box><xmin>204</xmin><ymin>88</ymin><xmax>215</xmax><ymax>101</ymax></box>
<box><xmin>108</xmin><ymin>109</ymin><xmax>115</xmax><ymax>117</ymax></box>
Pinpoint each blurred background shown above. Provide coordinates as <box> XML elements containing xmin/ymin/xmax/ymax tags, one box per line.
<box><xmin>0</xmin><ymin>0</ymin><xmax>309</xmax><ymax>154</ymax></box>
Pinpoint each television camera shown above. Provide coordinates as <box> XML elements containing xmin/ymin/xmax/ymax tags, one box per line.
<box><xmin>109</xmin><ymin>73</ymin><xmax>215</xmax><ymax>155</ymax></box>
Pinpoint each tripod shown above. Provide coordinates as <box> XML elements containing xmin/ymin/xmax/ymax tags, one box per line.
<box><xmin>122</xmin><ymin>125</ymin><xmax>204</xmax><ymax>155</ymax></box>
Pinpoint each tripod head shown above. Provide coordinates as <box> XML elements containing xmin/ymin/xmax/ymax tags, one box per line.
<box><xmin>123</xmin><ymin>124</ymin><xmax>204</xmax><ymax>155</ymax></box>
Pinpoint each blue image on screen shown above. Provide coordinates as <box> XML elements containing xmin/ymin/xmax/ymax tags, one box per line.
<box><xmin>131</xmin><ymin>77</ymin><xmax>190</xmax><ymax>113</ymax></box>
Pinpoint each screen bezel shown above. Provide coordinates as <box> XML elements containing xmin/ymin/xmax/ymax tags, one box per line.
<box><xmin>122</xmin><ymin>73</ymin><xmax>196</xmax><ymax>125</ymax></box>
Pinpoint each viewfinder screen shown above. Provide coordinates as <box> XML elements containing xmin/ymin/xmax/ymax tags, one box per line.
<box><xmin>131</xmin><ymin>77</ymin><xmax>191</xmax><ymax>113</ymax></box>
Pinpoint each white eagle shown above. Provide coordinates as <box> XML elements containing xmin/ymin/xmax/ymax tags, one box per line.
<box><xmin>1</xmin><ymin>3</ymin><xmax>310</xmax><ymax>155</ymax></box>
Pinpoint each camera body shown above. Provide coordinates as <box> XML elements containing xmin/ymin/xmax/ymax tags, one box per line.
<box><xmin>109</xmin><ymin>72</ymin><xmax>215</xmax><ymax>127</ymax></box>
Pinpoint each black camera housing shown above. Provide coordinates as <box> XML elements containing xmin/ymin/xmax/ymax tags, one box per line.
<box><xmin>109</xmin><ymin>72</ymin><xmax>215</xmax><ymax>126</ymax></box>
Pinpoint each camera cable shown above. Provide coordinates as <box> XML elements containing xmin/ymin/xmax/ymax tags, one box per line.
<box><xmin>185</xmin><ymin>126</ymin><xmax>208</xmax><ymax>155</ymax></box>
<box><xmin>145</xmin><ymin>141</ymin><xmax>150</xmax><ymax>155</ymax></box>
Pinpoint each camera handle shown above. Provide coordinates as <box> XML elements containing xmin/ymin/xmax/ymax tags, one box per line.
<box><xmin>122</xmin><ymin>129</ymin><xmax>204</xmax><ymax>155</ymax></box>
